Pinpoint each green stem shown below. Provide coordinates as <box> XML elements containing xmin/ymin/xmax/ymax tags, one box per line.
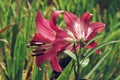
<box><xmin>73</xmin><ymin>42</ymin><xmax>81</xmax><ymax>80</ymax></box>
<box><xmin>77</xmin><ymin>47</ymin><xmax>81</xmax><ymax>80</ymax></box>
<box><xmin>73</xmin><ymin>42</ymin><xmax>77</xmax><ymax>79</ymax></box>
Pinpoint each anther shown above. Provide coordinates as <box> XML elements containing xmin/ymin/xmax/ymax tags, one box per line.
<box><xmin>27</xmin><ymin>43</ymin><xmax>30</xmax><ymax>48</ymax></box>
<box><xmin>32</xmin><ymin>49</ymin><xmax>46</xmax><ymax>53</ymax></box>
<box><xmin>30</xmin><ymin>41</ymin><xmax>44</xmax><ymax>46</ymax></box>
<box><xmin>31</xmin><ymin>53</ymin><xmax>44</xmax><ymax>56</ymax></box>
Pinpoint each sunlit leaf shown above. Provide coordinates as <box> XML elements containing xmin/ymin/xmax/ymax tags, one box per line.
<box><xmin>85</xmin><ymin>40</ymin><xmax>120</xmax><ymax>58</ymax></box>
<box><xmin>64</xmin><ymin>50</ymin><xmax>77</xmax><ymax>61</ymax></box>
<box><xmin>80</xmin><ymin>58</ymin><xmax>89</xmax><ymax>68</ymax></box>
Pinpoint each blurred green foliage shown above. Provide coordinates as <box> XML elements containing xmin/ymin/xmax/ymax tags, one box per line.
<box><xmin>0</xmin><ymin>0</ymin><xmax>120</xmax><ymax>80</ymax></box>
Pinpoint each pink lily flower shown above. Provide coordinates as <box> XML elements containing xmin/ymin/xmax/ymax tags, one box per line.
<box><xmin>30</xmin><ymin>11</ymin><xmax>63</xmax><ymax>72</ymax></box>
<box><xmin>54</xmin><ymin>12</ymin><xmax>105</xmax><ymax>54</ymax></box>
<box><xmin>63</xmin><ymin>12</ymin><xmax>105</xmax><ymax>54</ymax></box>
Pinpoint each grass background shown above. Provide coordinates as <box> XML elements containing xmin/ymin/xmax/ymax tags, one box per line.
<box><xmin>0</xmin><ymin>0</ymin><xmax>120</xmax><ymax>80</ymax></box>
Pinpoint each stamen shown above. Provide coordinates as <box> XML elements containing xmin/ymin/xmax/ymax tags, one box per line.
<box><xmin>32</xmin><ymin>49</ymin><xmax>46</xmax><ymax>53</ymax></box>
<box><xmin>27</xmin><ymin>43</ymin><xmax>30</xmax><ymax>48</ymax></box>
<box><xmin>31</xmin><ymin>53</ymin><xmax>44</xmax><ymax>56</ymax></box>
<box><xmin>30</xmin><ymin>41</ymin><xmax>44</xmax><ymax>46</ymax></box>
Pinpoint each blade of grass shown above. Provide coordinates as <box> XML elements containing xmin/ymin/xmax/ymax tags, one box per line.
<box><xmin>84</xmin><ymin>40</ymin><xmax>120</xmax><ymax>58</ymax></box>
<box><xmin>64</xmin><ymin>50</ymin><xmax>77</xmax><ymax>61</ymax></box>
<box><xmin>85</xmin><ymin>48</ymin><xmax>111</xmax><ymax>79</ymax></box>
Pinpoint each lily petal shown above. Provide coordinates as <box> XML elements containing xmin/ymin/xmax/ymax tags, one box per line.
<box><xmin>64</xmin><ymin>12</ymin><xmax>78</xmax><ymax>38</ymax></box>
<box><xmin>80</xmin><ymin>12</ymin><xmax>92</xmax><ymax>36</ymax></box>
<box><xmin>36</xmin><ymin>54</ymin><xmax>45</xmax><ymax>67</ymax></box>
<box><xmin>51</xmin><ymin>57</ymin><xmax>62</xmax><ymax>72</ymax></box>
<box><xmin>32</xmin><ymin>33</ymin><xmax>52</xmax><ymax>43</ymax></box>
<box><xmin>54</xmin><ymin>29</ymin><xmax>72</xmax><ymax>52</ymax></box>
<box><xmin>80</xmin><ymin>12</ymin><xmax>92</xmax><ymax>24</ymax></box>
<box><xmin>87</xmin><ymin>22</ymin><xmax>105</xmax><ymax>40</ymax></box>
<box><xmin>87</xmin><ymin>41</ymin><xmax>101</xmax><ymax>54</ymax></box>
<box><xmin>36</xmin><ymin>48</ymin><xmax>62</xmax><ymax>72</ymax></box>
<box><xmin>50</xmin><ymin>10</ymin><xmax>64</xmax><ymax>31</ymax></box>
<box><xmin>36</xmin><ymin>12</ymin><xmax>56</xmax><ymax>41</ymax></box>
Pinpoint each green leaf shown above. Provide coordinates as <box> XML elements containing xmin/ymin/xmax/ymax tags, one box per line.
<box><xmin>85</xmin><ymin>48</ymin><xmax>111</xmax><ymax>79</ymax></box>
<box><xmin>113</xmin><ymin>75</ymin><xmax>120</xmax><ymax>80</ymax></box>
<box><xmin>0</xmin><ymin>62</ymin><xmax>9</xmax><ymax>78</ymax></box>
<box><xmin>104</xmin><ymin>29</ymin><xmax>120</xmax><ymax>42</ymax></box>
<box><xmin>64</xmin><ymin>50</ymin><xmax>77</xmax><ymax>61</ymax></box>
<box><xmin>80</xmin><ymin>58</ymin><xmax>89</xmax><ymax>68</ymax></box>
<box><xmin>35</xmin><ymin>63</ymin><xmax>44</xmax><ymax>80</ymax></box>
<box><xmin>84</xmin><ymin>34</ymin><xmax>104</xmax><ymax>48</ymax></box>
<box><xmin>85</xmin><ymin>40</ymin><xmax>120</xmax><ymax>58</ymax></box>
